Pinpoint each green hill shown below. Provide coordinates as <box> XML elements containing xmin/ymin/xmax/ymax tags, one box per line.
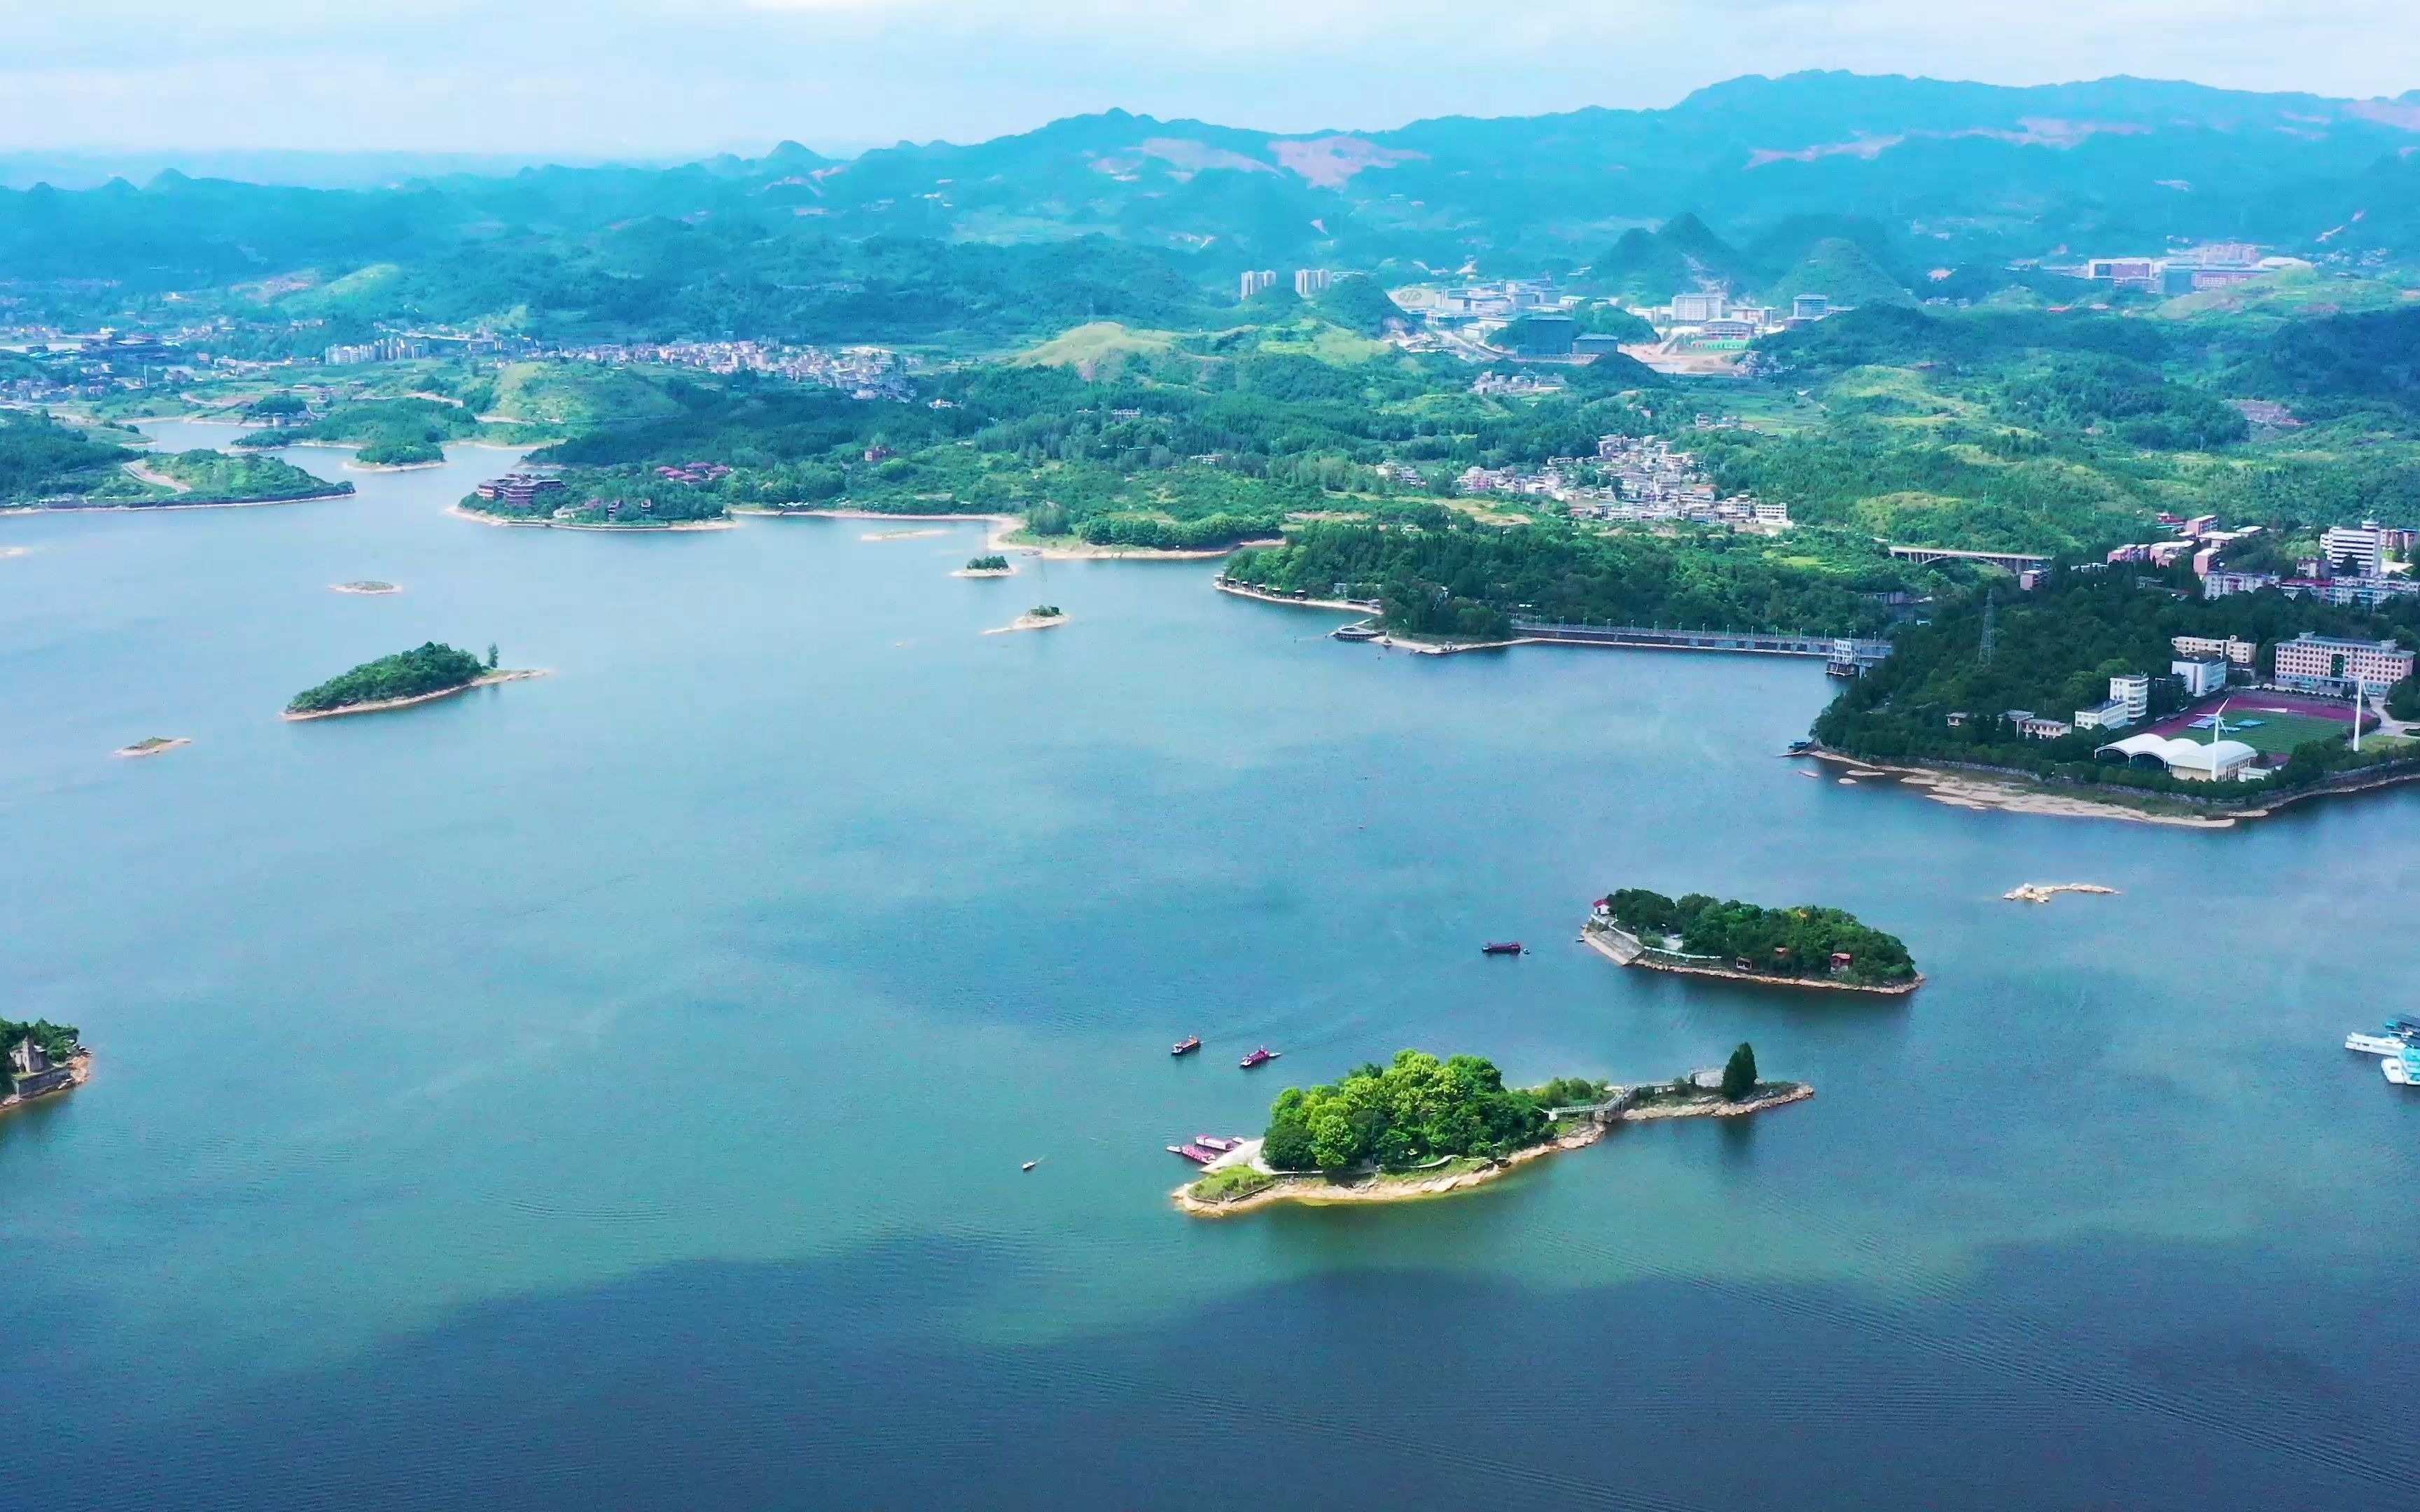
<box><xmin>1760</xmin><ymin>237</ymin><xmax>1918</xmax><ymax>312</ymax></box>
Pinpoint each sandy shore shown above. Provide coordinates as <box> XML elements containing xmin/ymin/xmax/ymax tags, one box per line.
<box><xmin>1212</xmin><ymin>580</ymin><xmax>1376</xmax><ymax>612</ymax></box>
<box><xmin>448</xmin><ymin>503</ymin><xmax>734</xmax><ymax>532</ymax></box>
<box><xmin>1583</xmin><ymin>923</ymin><xmax>1922</xmax><ymax>995</ymax></box>
<box><xmin>113</xmin><ymin>736</ymin><xmax>190</xmax><ymax>758</ymax></box>
<box><xmin>331</xmin><ymin>581</ymin><xmax>401</xmax><ymax>595</ymax></box>
<box><xmin>343</xmin><ymin>458</ymin><xmax>445</xmax><ymax>472</ymax></box>
<box><xmin>4</xmin><ymin>488</ymin><xmax>354</xmax><ymax>516</ymax></box>
<box><xmin>2005</xmin><ymin>883</ymin><xmax>2118</xmax><ymax>904</ymax></box>
<box><xmin>951</xmin><ymin>566</ymin><xmax>1017</xmax><ymax>578</ymax></box>
<box><xmin>862</xmin><ymin>528</ymin><xmax>947</xmax><ymax>541</ymax></box>
<box><xmin>0</xmin><ymin>1051</ymin><xmax>92</xmax><ymax>1119</ymax></box>
<box><xmin>1806</xmin><ymin>749</ymin><xmax>2246</xmax><ymax>828</ymax></box>
<box><xmin>985</xmin><ymin>612</ymin><xmax>1069</xmax><ymax>636</ymax></box>
<box><xmin>1174</xmin><ymin>1122</ymin><xmax>1606</xmax><ymax>1218</ymax></box>
<box><xmin>282</xmin><ymin>668</ymin><xmax>548</xmax><ymax>722</ymax></box>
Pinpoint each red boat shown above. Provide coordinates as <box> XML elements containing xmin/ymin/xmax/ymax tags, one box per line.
<box><xmin>1482</xmin><ymin>941</ymin><xmax>1524</xmax><ymax>956</ymax></box>
<box><xmin>1169</xmin><ymin>1143</ymin><xmax>1218</xmax><ymax>1164</ymax></box>
<box><xmin>1171</xmin><ymin>1035</ymin><xmax>1202</xmax><ymax>1056</ymax></box>
<box><xmin>1239</xmin><ymin>1046</ymin><xmax>1280</xmax><ymax>1069</ymax></box>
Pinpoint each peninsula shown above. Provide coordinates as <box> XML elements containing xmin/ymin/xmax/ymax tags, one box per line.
<box><xmin>1176</xmin><ymin>1046</ymin><xmax>1809</xmax><ymax>1217</ymax></box>
<box><xmin>284</xmin><ymin>641</ymin><xmax>541</xmax><ymax>720</ymax></box>
<box><xmin>2</xmin><ymin>1018</ymin><xmax>90</xmax><ymax>1115</ymax></box>
<box><xmin>986</xmin><ymin>605</ymin><xmax>1066</xmax><ymax>634</ymax></box>
<box><xmin>1585</xmin><ymin>888</ymin><xmax>1921</xmax><ymax>993</ymax></box>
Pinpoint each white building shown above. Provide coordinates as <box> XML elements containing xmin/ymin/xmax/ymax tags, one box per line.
<box><xmin>1239</xmin><ymin>270</ymin><xmax>1277</xmax><ymax>300</ymax></box>
<box><xmin>2075</xmin><ymin>699</ymin><xmax>2131</xmax><ymax>732</ymax></box>
<box><xmin>2098</xmin><ymin>732</ymin><xmax>2263</xmax><ymax>782</ymax></box>
<box><xmin>2109</xmin><ymin>674</ymin><xmax>2150</xmax><ymax>723</ymax></box>
<box><xmin>1293</xmin><ymin>268</ymin><xmax>1331</xmax><ymax>298</ymax></box>
<box><xmin>2172</xmin><ymin>658</ymin><xmax>2228</xmax><ymax>696</ymax></box>
<box><xmin>1669</xmin><ymin>291</ymin><xmax>1725</xmax><ymax>323</ymax></box>
<box><xmin>2321</xmin><ymin>524</ymin><xmax>2384</xmax><ymax>578</ymax></box>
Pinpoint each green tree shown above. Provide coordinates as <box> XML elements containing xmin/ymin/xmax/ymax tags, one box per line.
<box><xmin>486</xmin><ymin>642</ymin><xmax>499</xmax><ymax>669</ymax></box>
<box><xmin>1721</xmin><ymin>1042</ymin><xmax>1759</xmax><ymax>1101</ymax></box>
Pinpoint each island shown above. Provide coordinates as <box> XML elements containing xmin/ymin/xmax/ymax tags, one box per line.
<box><xmin>113</xmin><ymin>736</ymin><xmax>190</xmax><ymax>758</ymax></box>
<box><xmin>954</xmin><ymin>554</ymin><xmax>1015</xmax><ymax>578</ymax></box>
<box><xmin>1176</xmin><ymin>1046</ymin><xmax>1810</xmax><ymax>1216</ymax></box>
<box><xmin>985</xmin><ymin>605</ymin><xmax>1066</xmax><ymax>635</ymax></box>
<box><xmin>1584</xmin><ymin>888</ymin><xmax>1921</xmax><ymax>993</ymax></box>
<box><xmin>331</xmin><ymin>580</ymin><xmax>400</xmax><ymax>596</ymax></box>
<box><xmin>284</xmin><ymin>641</ymin><xmax>543</xmax><ymax>720</ymax></box>
<box><xmin>2</xmin><ymin>1017</ymin><xmax>90</xmax><ymax>1114</ymax></box>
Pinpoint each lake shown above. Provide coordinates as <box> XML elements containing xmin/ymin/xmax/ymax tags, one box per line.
<box><xmin>4</xmin><ymin>425</ymin><xmax>2415</xmax><ymax>1509</ymax></box>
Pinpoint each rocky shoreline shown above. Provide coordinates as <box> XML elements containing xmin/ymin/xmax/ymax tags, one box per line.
<box><xmin>1583</xmin><ymin>923</ymin><xmax>1922</xmax><ymax>995</ymax></box>
<box><xmin>0</xmin><ymin>1051</ymin><xmax>92</xmax><ymax>1118</ymax></box>
<box><xmin>282</xmin><ymin>668</ymin><xmax>548</xmax><ymax>722</ymax></box>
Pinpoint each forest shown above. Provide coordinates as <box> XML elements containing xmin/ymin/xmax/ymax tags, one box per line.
<box><xmin>286</xmin><ymin>642</ymin><xmax>489</xmax><ymax>714</ymax></box>
<box><xmin>1258</xmin><ymin>1049</ymin><xmax>1583</xmax><ymax>1173</ymax></box>
<box><xmin>0</xmin><ymin>411</ymin><xmax>142</xmax><ymax>501</ymax></box>
<box><xmin>0</xmin><ymin>1018</ymin><xmax>82</xmax><ymax>1068</ymax></box>
<box><xmin>1601</xmin><ymin>890</ymin><xmax>1917</xmax><ymax>986</ymax></box>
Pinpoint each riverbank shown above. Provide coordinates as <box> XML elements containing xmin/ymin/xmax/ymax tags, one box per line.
<box><xmin>741</xmin><ymin>508</ymin><xmax>1276</xmax><ymax>560</ymax></box>
<box><xmin>343</xmin><ymin>458</ymin><xmax>445</xmax><ymax>473</ymax></box>
<box><xmin>1583</xmin><ymin>922</ymin><xmax>1923</xmax><ymax>995</ymax></box>
<box><xmin>0</xmin><ymin>1051</ymin><xmax>92</xmax><ymax>1118</ymax></box>
<box><xmin>114</xmin><ymin>736</ymin><xmax>190</xmax><ymax>758</ymax></box>
<box><xmin>1211</xmin><ymin>580</ymin><xmax>1377</xmax><ymax>613</ymax></box>
<box><xmin>1806</xmin><ymin>748</ymin><xmax>2249</xmax><ymax>828</ymax></box>
<box><xmin>281</xmin><ymin>668</ymin><xmax>548</xmax><ymax>722</ymax></box>
<box><xmin>448</xmin><ymin>504</ymin><xmax>732</xmax><ymax>532</ymax></box>
<box><xmin>952</xmin><ymin>566</ymin><xmax>1016</xmax><ymax>578</ymax></box>
<box><xmin>4</xmin><ymin>486</ymin><xmax>355</xmax><ymax>516</ymax></box>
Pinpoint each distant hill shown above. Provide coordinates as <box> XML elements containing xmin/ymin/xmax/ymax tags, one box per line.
<box><xmin>1758</xmin><ymin>237</ymin><xmax>1919</xmax><ymax>311</ymax></box>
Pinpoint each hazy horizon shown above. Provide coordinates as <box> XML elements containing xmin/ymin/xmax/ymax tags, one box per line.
<box><xmin>5</xmin><ymin>1</ymin><xmax>2415</xmax><ymax>158</ymax></box>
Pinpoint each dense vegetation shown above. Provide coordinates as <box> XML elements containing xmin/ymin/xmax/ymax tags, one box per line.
<box><xmin>234</xmin><ymin>396</ymin><xmax>482</xmax><ymax>465</ymax></box>
<box><xmin>1260</xmin><ymin>1049</ymin><xmax>1590</xmax><ymax>1172</ymax></box>
<box><xmin>1225</xmin><ymin>519</ymin><xmax>1907</xmax><ymax>640</ymax></box>
<box><xmin>286</xmin><ymin>641</ymin><xmax>489</xmax><ymax>713</ymax></box>
<box><xmin>1</xmin><ymin>1017</ymin><xmax>82</xmax><ymax>1070</ymax></box>
<box><xmin>1815</xmin><ymin>571</ymin><xmax>2420</xmax><ymax>794</ymax></box>
<box><xmin>1602</xmin><ymin>888</ymin><xmax>1917</xmax><ymax>985</ymax></box>
<box><xmin>0</xmin><ymin>411</ymin><xmax>143</xmax><ymax>501</ymax></box>
<box><xmin>148</xmin><ymin>449</ymin><xmax>347</xmax><ymax>502</ymax></box>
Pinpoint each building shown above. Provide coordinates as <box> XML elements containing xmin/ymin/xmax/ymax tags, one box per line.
<box><xmin>2273</xmin><ymin>634</ymin><xmax>2416</xmax><ymax>695</ymax></box>
<box><xmin>2279</xmin><ymin>576</ymin><xmax>2419</xmax><ymax>609</ymax></box>
<box><xmin>2110</xmin><ymin>674</ymin><xmax>2150</xmax><ymax>723</ymax></box>
<box><xmin>2172</xmin><ymin>657</ymin><xmax>2228</xmax><ymax>696</ymax></box>
<box><xmin>2084</xmin><ymin>258</ymin><xmax>2162</xmax><ymax>291</ymax></box>
<box><xmin>1513</xmin><ymin>315</ymin><xmax>1576</xmax><ymax>356</ymax></box>
<box><xmin>1239</xmin><ymin>270</ymin><xmax>1277</xmax><ymax>300</ymax></box>
<box><xmin>2017</xmin><ymin>715</ymin><xmax>2073</xmax><ymax>741</ymax></box>
<box><xmin>6</xmin><ymin>1032</ymin><xmax>78</xmax><ymax>1099</ymax></box>
<box><xmin>1751</xmin><ymin>500</ymin><xmax>1790</xmax><ymax>526</ymax></box>
<box><xmin>1790</xmin><ymin>294</ymin><xmax>1830</xmax><ymax>321</ymax></box>
<box><xmin>473</xmin><ymin>472</ymin><xmax>567</xmax><ymax>508</ymax></box>
<box><xmin>1669</xmin><ymin>291</ymin><xmax>1725</xmax><ymax>324</ymax></box>
<box><xmin>2075</xmin><ymin>699</ymin><xmax>2131</xmax><ymax>732</ymax></box>
<box><xmin>2321</xmin><ymin>524</ymin><xmax>2385</xmax><ymax>578</ymax></box>
<box><xmin>2173</xmin><ymin>634</ymin><xmax>2256</xmax><ymax>666</ymax></box>
<box><xmin>1572</xmin><ymin>332</ymin><xmax>1628</xmax><ymax>357</ymax></box>
<box><xmin>2203</xmin><ymin>570</ymin><xmax>2280</xmax><ymax>600</ymax></box>
<box><xmin>1292</xmin><ymin>268</ymin><xmax>1330</xmax><ymax>298</ymax></box>
<box><xmin>2097</xmin><ymin>732</ymin><xmax>2263</xmax><ymax>782</ymax></box>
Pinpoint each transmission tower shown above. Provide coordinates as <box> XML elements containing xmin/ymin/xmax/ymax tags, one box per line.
<box><xmin>1977</xmin><ymin>589</ymin><xmax>1998</xmax><ymax>666</ymax></box>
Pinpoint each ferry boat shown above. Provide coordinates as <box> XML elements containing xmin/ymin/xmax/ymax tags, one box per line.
<box><xmin>2386</xmin><ymin>1048</ymin><xmax>2420</xmax><ymax>1086</ymax></box>
<box><xmin>2347</xmin><ymin>1030</ymin><xmax>2413</xmax><ymax>1056</ymax></box>
<box><xmin>1171</xmin><ymin>1035</ymin><xmax>1202</xmax><ymax>1056</ymax></box>
<box><xmin>1482</xmin><ymin>941</ymin><xmax>1524</xmax><ymax>956</ymax></box>
<box><xmin>1331</xmin><ymin>623</ymin><xmax>1382</xmax><ymax>642</ymax></box>
<box><xmin>1194</xmin><ymin>1135</ymin><xmax>1238</xmax><ymax>1152</ymax></box>
<box><xmin>1239</xmin><ymin>1046</ymin><xmax>1280</xmax><ymax>1069</ymax></box>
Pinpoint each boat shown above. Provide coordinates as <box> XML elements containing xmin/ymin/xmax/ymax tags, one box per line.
<box><xmin>1171</xmin><ymin>1035</ymin><xmax>1202</xmax><ymax>1056</ymax></box>
<box><xmin>1195</xmin><ymin>1135</ymin><xmax>1238</xmax><ymax>1152</ymax></box>
<box><xmin>1169</xmin><ymin>1143</ymin><xmax>1217</xmax><ymax>1163</ymax></box>
<box><xmin>1239</xmin><ymin>1047</ymin><xmax>1279</xmax><ymax>1068</ymax></box>
<box><xmin>1021</xmin><ymin>1161</ymin><xmax>1037</xmax><ymax>1172</ymax></box>
<box><xmin>1783</xmin><ymin>740</ymin><xmax>1816</xmax><ymax>755</ymax></box>
<box><xmin>2348</xmin><ymin>1032</ymin><xmax>2408</xmax><ymax>1056</ymax></box>
<box><xmin>1482</xmin><ymin>941</ymin><xmax>1523</xmax><ymax>956</ymax></box>
<box><xmin>2386</xmin><ymin>1048</ymin><xmax>2420</xmax><ymax>1086</ymax></box>
<box><xmin>1331</xmin><ymin>623</ymin><xmax>1382</xmax><ymax>642</ymax></box>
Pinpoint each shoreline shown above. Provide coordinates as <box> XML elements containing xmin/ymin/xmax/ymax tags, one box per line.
<box><xmin>448</xmin><ymin>503</ymin><xmax>734</xmax><ymax>533</ymax></box>
<box><xmin>951</xmin><ymin>566</ymin><xmax>1017</xmax><ymax>578</ymax></box>
<box><xmin>330</xmin><ymin>582</ymin><xmax>402</xmax><ymax>595</ymax></box>
<box><xmin>1583</xmin><ymin>923</ymin><xmax>1923</xmax><ymax>995</ymax></box>
<box><xmin>281</xmin><ymin>668</ymin><xmax>548</xmax><ymax>722</ymax></box>
<box><xmin>1174</xmin><ymin>1083</ymin><xmax>1814</xmax><ymax>1217</ymax></box>
<box><xmin>113</xmin><ymin>737</ymin><xmax>190</xmax><ymax>759</ymax></box>
<box><xmin>2</xmin><ymin>487</ymin><xmax>354</xmax><ymax>516</ymax></box>
<box><xmin>740</xmin><ymin>507</ymin><xmax>1274</xmax><ymax>561</ymax></box>
<box><xmin>0</xmin><ymin>1051</ymin><xmax>92</xmax><ymax>1118</ymax></box>
<box><xmin>1805</xmin><ymin>748</ymin><xmax>2251</xmax><ymax>828</ymax></box>
<box><xmin>342</xmin><ymin>458</ymin><xmax>446</xmax><ymax>473</ymax></box>
<box><xmin>1211</xmin><ymin>580</ymin><xmax>1377</xmax><ymax>613</ymax></box>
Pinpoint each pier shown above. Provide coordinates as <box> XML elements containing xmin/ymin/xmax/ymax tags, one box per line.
<box><xmin>1508</xmin><ymin>620</ymin><xmax>1893</xmax><ymax>664</ymax></box>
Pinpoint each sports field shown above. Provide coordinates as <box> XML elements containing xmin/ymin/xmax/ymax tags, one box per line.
<box><xmin>2189</xmin><ymin>708</ymin><xmax>2349</xmax><ymax>755</ymax></box>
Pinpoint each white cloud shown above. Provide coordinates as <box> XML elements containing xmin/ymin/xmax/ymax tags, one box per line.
<box><xmin>1</xmin><ymin>0</ymin><xmax>2413</xmax><ymax>153</ymax></box>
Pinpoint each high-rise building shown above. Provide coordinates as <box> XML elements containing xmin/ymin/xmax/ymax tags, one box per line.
<box><xmin>1239</xmin><ymin>270</ymin><xmax>1277</xmax><ymax>300</ymax></box>
<box><xmin>2321</xmin><ymin>524</ymin><xmax>2384</xmax><ymax>578</ymax></box>
<box><xmin>1293</xmin><ymin>268</ymin><xmax>1330</xmax><ymax>298</ymax></box>
<box><xmin>2109</xmin><ymin>674</ymin><xmax>2150</xmax><ymax>723</ymax></box>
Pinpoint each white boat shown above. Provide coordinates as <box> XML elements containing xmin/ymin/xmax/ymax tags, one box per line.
<box><xmin>2347</xmin><ymin>1032</ymin><xmax>2410</xmax><ymax>1056</ymax></box>
<box><xmin>2387</xmin><ymin>1050</ymin><xmax>2420</xmax><ymax>1086</ymax></box>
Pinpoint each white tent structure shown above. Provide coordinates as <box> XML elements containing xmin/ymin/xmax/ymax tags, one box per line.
<box><xmin>2096</xmin><ymin>731</ymin><xmax>2265</xmax><ymax>781</ymax></box>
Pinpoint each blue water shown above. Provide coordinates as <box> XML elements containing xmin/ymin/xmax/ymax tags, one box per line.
<box><xmin>4</xmin><ymin>426</ymin><xmax>2415</xmax><ymax>1508</ymax></box>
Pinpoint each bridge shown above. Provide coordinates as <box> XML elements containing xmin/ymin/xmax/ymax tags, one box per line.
<box><xmin>1886</xmin><ymin>544</ymin><xmax>2050</xmax><ymax>573</ymax></box>
<box><xmin>1508</xmin><ymin>620</ymin><xmax>1893</xmax><ymax>664</ymax></box>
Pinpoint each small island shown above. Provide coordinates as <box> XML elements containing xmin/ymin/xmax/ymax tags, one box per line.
<box><xmin>954</xmin><ymin>554</ymin><xmax>1015</xmax><ymax>578</ymax></box>
<box><xmin>284</xmin><ymin>641</ymin><xmax>542</xmax><ymax>720</ymax></box>
<box><xmin>1178</xmin><ymin>1046</ymin><xmax>1809</xmax><ymax>1216</ymax></box>
<box><xmin>114</xmin><ymin>736</ymin><xmax>190</xmax><ymax>758</ymax></box>
<box><xmin>3</xmin><ymin>1018</ymin><xmax>90</xmax><ymax>1114</ymax></box>
<box><xmin>1585</xmin><ymin>888</ymin><xmax>1921</xmax><ymax>993</ymax></box>
<box><xmin>331</xmin><ymin>580</ymin><xmax>401</xmax><ymax>596</ymax></box>
<box><xmin>986</xmin><ymin>605</ymin><xmax>1067</xmax><ymax>635</ymax></box>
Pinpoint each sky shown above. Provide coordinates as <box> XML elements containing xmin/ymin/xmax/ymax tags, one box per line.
<box><xmin>5</xmin><ymin>0</ymin><xmax>2417</xmax><ymax>158</ymax></box>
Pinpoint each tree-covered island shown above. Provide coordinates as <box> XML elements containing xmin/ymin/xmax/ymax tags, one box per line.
<box><xmin>1587</xmin><ymin>888</ymin><xmax>1919</xmax><ymax>992</ymax></box>
<box><xmin>284</xmin><ymin>640</ymin><xmax>534</xmax><ymax>720</ymax></box>
<box><xmin>1178</xmin><ymin>1046</ymin><xmax>1810</xmax><ymax>1215</ymax></box>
